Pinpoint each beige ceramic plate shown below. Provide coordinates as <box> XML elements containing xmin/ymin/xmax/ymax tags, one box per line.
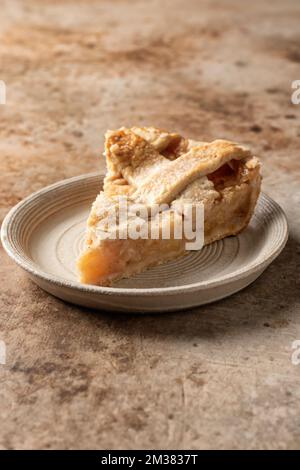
<box><xmin>1</xmin><ymin>173</ymin><xmax>288</xmax><ymax>312</ymax></box>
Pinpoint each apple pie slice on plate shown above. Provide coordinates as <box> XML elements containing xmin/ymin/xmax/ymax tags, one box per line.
<box><xmin>77</xmin><ymin>127</ymin><xmax>262</xmax><ymax>286</ymax></box>
<box><xmin>1</xmin><ymin>126</ymin><xmax>288</xmax><ymax>311</ymax></box>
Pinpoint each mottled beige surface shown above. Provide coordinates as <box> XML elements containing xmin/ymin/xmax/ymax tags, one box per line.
<box><xmin>0</xmin><ymin>0</ymin><xmax>300</xmax><ymax>450</ymax></box>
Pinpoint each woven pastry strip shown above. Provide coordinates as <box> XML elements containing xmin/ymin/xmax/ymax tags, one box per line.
<box><xmin>105</xmin><ymin>129</ymin><xmax>251</xmax><ymax>205</ymax></box>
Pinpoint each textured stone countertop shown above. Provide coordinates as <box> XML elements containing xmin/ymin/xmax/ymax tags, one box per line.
<box><xmin>0</xmin><ymin>0</ymin><xmax>300</xmax><ymax>450</ymax></box>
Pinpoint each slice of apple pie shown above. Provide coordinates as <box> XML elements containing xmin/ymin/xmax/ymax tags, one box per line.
<box><xmin>77</xmin><ymin>127</ymin><xmax>261</xmax><ymax>286</ymax></box>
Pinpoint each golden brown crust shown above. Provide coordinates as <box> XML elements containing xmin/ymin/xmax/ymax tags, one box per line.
<box><xmin>78</xmin><ymin>126</ymin><xmax>261</xmax><ymax>286</ymax></box>
<box><xmin>105</xmin><ymin>128</ymin><xmax>168</xmax><ymax>187</ymax></box>
<box><xmin>105</xmin><ymin>128</ymin><xmax>253</xmax><ymax>202</ymax></box>
<box><xmin>131</xmin><ymin>126</ymin><xmax>188</xmax><ymax>159</ymax></box>
<box><xmin>133</xmin><ymin>140</ymin><xmax>252</xmax><ymax>205</ymax></box>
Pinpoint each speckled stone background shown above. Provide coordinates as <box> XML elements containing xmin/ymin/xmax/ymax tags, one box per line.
<box><xmin>0</xmin><ymin>0</ymin><xmax>300</xmax><ymax>450</ymax></box>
